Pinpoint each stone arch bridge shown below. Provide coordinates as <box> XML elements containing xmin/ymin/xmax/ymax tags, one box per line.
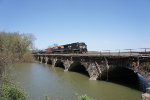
<box><xmin>34</xmin><ymin>53</ymin><xmax>150</xmax><ymax>80</ymax></box>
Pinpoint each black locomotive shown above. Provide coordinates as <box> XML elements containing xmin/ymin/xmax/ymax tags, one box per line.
<box><xmin>52</xmin><ymin>42</ymin><xmax>87</xmax><ymax>54</ymax></box>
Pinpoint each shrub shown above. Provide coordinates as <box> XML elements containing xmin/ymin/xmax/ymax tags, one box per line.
<box><xmin>0</xmin><ymin>83</ymin><xmax>27</xmax><ymax>100</ymax></box>
<box><xmin>78</xmin><ymin>94</ymin><xmax>94</xmax><ymax>100</ymax></box>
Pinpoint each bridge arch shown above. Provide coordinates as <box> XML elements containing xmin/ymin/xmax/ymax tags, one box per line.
<box><xmin>100</xmin><ymin>66</ymin><xmax>148</xmax><ymax>92</ymax></box>
<box><xmin>55</xmin><ymin>60</ymin><xmax>65</xmax><ymax>69</ymax></box>
<box><xmin>42</xmin><ymin>57</ymin><xmax>46</xmax><ymax>63</ymax></box>
<box><xmin>68</xmin><ymin>61</ymin><xmax>89</xmax><ymax>77</ymax></box>
<box><xmin>47</xmin><ymin>58</ymin><xmax>52</xmax><ymax>65</ymax></box>
<box><xmin>38</xmin><ymin>56</ymin><xmax>41</xmax><ymax>62</ymax></box>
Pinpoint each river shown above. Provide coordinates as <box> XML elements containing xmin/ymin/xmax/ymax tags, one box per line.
<box><xmin>11</xmin><ymin>63</ymin><xmax>142</xmax><ymax>100</ymax></box>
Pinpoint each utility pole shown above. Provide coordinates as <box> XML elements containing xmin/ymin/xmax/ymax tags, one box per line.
<box><xmin>140</xmin><ymin>48</ymin><xmax>150</xmax><ymax>53</ymax></box>
<box><xmin>104</xmin><ymin>57</ymin><xmax>109</xmax><ymax>81</ymax></box>
<box><xmin>115</xmin><ymin>49</ymin><xmax>121</xmax><ymax>56</ymax></box>
<box><xmin>124</xmin><ymin>49</ymin><xmax>134</xmax><ymax>56</ymax></box>
<box><xmin>103</xmin><ymin>50</ymin><xmax>111</xmax><ymax>56</ymax></box>
<box><xmin>99</xmin><ymin>51</ymin><xmax>102</xmax><ymax>56</ymax></box>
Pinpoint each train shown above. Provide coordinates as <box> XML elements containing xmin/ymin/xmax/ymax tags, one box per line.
<box><xmin>33</xmin><ymin>42</ymin><xmax>88</xmax><ymax>54</ymax></box>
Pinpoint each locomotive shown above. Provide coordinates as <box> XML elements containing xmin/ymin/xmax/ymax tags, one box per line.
<box><xmin>45</xmin><ymin>42</ymin><xmax>87</xmax><ymax>54</ymax></box>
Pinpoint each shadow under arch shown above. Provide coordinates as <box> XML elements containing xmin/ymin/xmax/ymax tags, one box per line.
<box><xmin>68</xmin><ymin>61</ymin><xmax>89</xmax><ymax>77</ymax></box>
<box><xmin>100</xmin><ymin>66</ymin><xmax>148</xmax><ymax>92</ymax></box>
<box><xmin>42</xmin><ymin>57</ymin><xmax>46</xmax><ymax>63</ymax></box>
<box><xmin>47</xmin><ymin>58</ymin><xmax>52</xmax><ymax>65</ymax></box>
<box><xmin>55</xmin><ymin>60</ymin><xmax>65</xmax><ymax>69</ymax></box>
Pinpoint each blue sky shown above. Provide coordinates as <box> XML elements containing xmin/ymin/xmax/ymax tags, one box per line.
<box><xmin>0</xmin><ymin>0</ymin><xmax>150</xmax><ymax>51</ymax></box>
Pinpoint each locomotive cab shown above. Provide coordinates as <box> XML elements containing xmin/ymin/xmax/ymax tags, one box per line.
<box><xmin>70</xmin><ymin>42</ymin><xmax>87</xmax><ymax>53</ymax></box>
<box><xmin>78</xmin><ymin>42</ymin><xmax>87</xmax><ymax>53</ymax></box>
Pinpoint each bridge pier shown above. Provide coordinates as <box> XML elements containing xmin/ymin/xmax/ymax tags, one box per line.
<box><xmin>81</xmin><ymin>62</ymin><xmax>101</xmax><ymax>80</ymax></box>
<box><xmin>51</xmin><ymin>58</ymin><xmax>57</xmax><ymax>67</ymax></box>
<box><xmin>88</xmin><ymin>62</ymin><xmax>100</xmax><ymax>80</ymax></box>
<box><xmin>62</xmin><ymin>59</ymin><xmax>73</xmax><ymax>71</ymax></box>
<box><xmin>45</xmin><ymin>57</ymin><xmax>49</xmax><ymax>64</ymax></box>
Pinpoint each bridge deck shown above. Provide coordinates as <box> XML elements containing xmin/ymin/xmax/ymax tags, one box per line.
<box><xmin>35</xmin><ymin>52</ymin><xmax>150</xmax><ymax>58</ymax></box>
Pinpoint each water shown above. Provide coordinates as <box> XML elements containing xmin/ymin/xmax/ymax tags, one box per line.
<box><xmin>11</xmin><ymin>63</ymin><xmax>142</xmax><ymax>100</ymax></box>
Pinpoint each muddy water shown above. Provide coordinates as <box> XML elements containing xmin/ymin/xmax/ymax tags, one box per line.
<box><xmin>12</xmin><ymin>63</ymin><xmax>142</xmax><ymax>100</ymax></box>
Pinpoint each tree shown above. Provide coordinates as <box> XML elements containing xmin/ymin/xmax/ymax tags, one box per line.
<box><xmin>0</xmin><ymin>32</ymin><xmax>34</xmax><ymax>100</ymax></box>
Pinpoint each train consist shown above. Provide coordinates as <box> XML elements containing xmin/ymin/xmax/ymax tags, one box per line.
<box><xmin>33</xmin><ymin>42</ymin><xmax>87</xmax><ymax>54</ymax></box>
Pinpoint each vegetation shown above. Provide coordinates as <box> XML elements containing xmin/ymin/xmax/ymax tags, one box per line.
<box><xmin>0</xmin><ymin>81</ymin><xmax>27</xmax><ymax>100</ymax></box>
<box><xmin>0</xmin><ymin>32</ymin><xmax>34</xmax><ymax>75</ymax></box>
<box><xmin>78</xmin><ymin>94</ymin><xmax>94</xmax><ymax>100</ymax></box>
<box><xmin>0</xmin><ymin>31</ymin><xmax>34</xmax><ymax>100</ymax></box>
<box><xmin>44</xmin><ymin>94</ymin><xmax>94</xmax><ymax>100</ymax></box>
